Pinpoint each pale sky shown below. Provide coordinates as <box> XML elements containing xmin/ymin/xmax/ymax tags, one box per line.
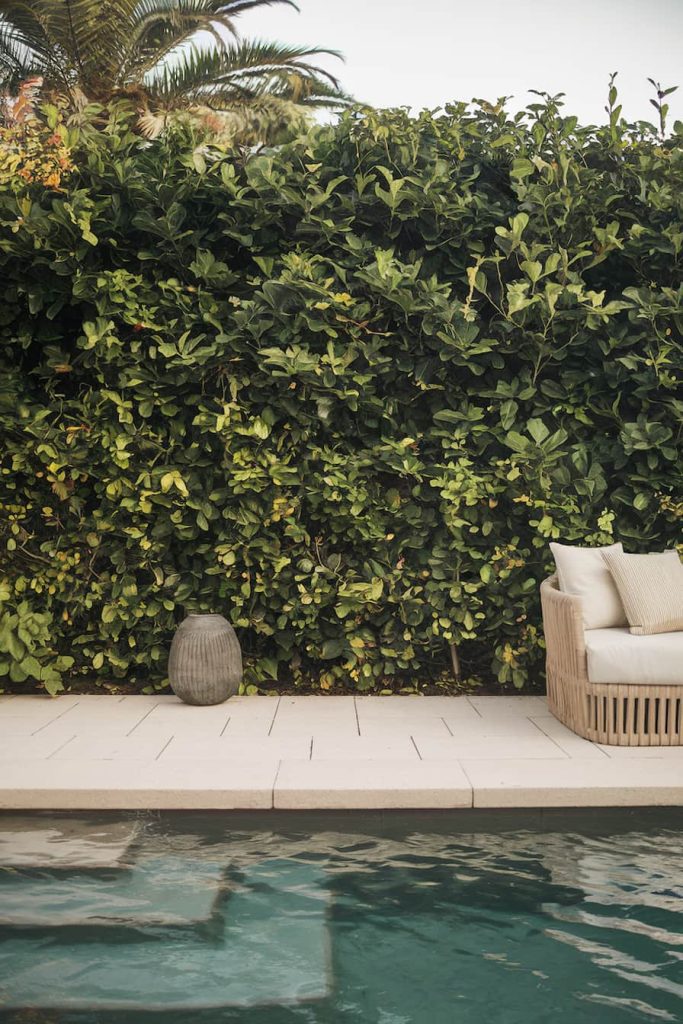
<box><xmin>238</xmin><ymin>0</ymin><xmax>683</xmax><ymax>129</ymax></box>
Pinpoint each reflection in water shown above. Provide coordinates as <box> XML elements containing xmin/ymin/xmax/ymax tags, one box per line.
<box><xmin>0</xmin><ymin>811</ymin><xmax>681</xmax><ymax>1024</ymax></box>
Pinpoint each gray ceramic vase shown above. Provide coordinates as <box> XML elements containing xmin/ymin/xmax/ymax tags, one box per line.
<box><xmin>168</xmin><ymin>614</ymin><xmax>242</xmax><ymax>706</ymax></box>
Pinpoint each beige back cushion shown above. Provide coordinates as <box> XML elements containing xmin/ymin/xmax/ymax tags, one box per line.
<box><xmin>603</xmin><ymin>549</ymin><xmax>683</xmax><ymax>635</ymax></box>
<box><xmin>549</xmin><ymin>542</ymin><xmax>627</xmax><ymax>630</ymax></box>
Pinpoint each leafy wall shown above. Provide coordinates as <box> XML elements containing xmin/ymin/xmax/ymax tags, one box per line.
<box><xmin>1</xmin><ymin>97</ymin><xmax>681</xmax><ymax>693</ymax></box>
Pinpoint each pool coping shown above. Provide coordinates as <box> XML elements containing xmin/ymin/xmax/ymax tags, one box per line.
<box><xmin>1</xmin><ymin>694</ymin><xmax>682</xmax><ymax>810</ymax></box>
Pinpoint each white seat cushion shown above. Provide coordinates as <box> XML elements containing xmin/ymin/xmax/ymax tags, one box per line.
<box><xmin>585</xmin><ymin>628</ymin><xmax>683</xmax><ymax>685</ymax></box>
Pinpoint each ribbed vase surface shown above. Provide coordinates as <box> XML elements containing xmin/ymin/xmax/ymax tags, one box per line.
<box><xmin>168</xmin><ymin>614</ymin><xmax>242</xmax><ymax>705</ymax></box>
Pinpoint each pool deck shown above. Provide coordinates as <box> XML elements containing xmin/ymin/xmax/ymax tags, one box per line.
<box><xmin>1</xmin><ymin>693</ymin><xmax>682</xmax><ymax>810</ymax></box>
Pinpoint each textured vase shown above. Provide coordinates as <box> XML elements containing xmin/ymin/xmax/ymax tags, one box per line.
<box><xmin>168</xmin><ymin>614</ymin><xmax>242</xmax><ymax>706</ymax></box>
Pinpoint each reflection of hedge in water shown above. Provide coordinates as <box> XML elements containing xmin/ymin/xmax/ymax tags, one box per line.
<box><xmin>0</xmin><ymin>99</ymin><xmax>681</xmax><ymax>693</ymax></box>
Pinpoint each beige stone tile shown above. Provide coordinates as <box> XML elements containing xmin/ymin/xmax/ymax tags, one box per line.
<box><xmin>43</xmin><ymin>715</ymin><xmax>158</xmax><ymax>739</ymax></box>
<box><xmin>59</xmin><ymin>699</ymin><xmax>164</xmax><ymax>733</ymax></box>
<box><xmin>222</xmin><ymin>699</ymin><xmax>281</xmax><ymax>737</ymax></box>
<box><xmin>530</xmin><ymin>716</ymin><xmax>610</xmax><ymax>759</ymax></box>
<box><xmin>220</xmin><ymin>720</ymin><xmax>276</xmax><ymax>740</ymax></box>
<box><xmin>277</xmin><ymin>695</ymin><xmax>355</xmax><ymax>712</ymax></box>
<box><xmin>49</xmin><ymin>734</ymin><xmax>173</xmax><ymax>761</ymax></box>
<box><xmin>412</xmin><ymin>731</ymin><xmax>568</xmax><ymax>760</ymax></box>
<box><xmin>358</xmin><ymin>716</ymin><xmax>451</xmax><ymax>741</ymax></box>
<box><xmin>148</xmin><ymin>695</ymin><xmax>277</xmax><ymax>716</ymax></box>
<box><xmin>132</xmin><ymin>720</ymin><xmax>232</xmax><ymax>743</ymax></box>
<box><xmin>0</xmin><ymin>732</ymin><xmax>79</xmax><ymax>760</ymax></box>
<box><xmin>355</xmin><ymin>696</ymin><xmax>479</xmax><ymax>720</ymax></box>
<box><xmin>468</xmin><ymin>695</ymin><xmax>548</xmax><ymax>716</ymax></box>
<box><xmin>0</xmin><ymin>717</ymin><xmax>53</xmax><ymax>738</ymax></box>
<box><xmin>221</xmin><ymin>695</ymin><xmax>281</xmax><ymax>715</ymax></box>
<box><xmin>0</xmin><ymin>758</ymin><xmax>278</xmax><ymax>810</ymax></box>
<box><xmin>139</xmin><ymin>756</ymin><xmax>280</xmax><ymax>809</ymax></box>
<box><xmin>81</xmin><ymin>700</ymin><xmax>172</xmax><ymax>718</ymax></box>
<box><xmin>0</xmin><ymin>701</ymin><xmax>80</xmax><ymax>735</ymax></box>
<box><xmin>81</xmin><ymin>696</ymin><xmax>162</xmax><ymax>710</ymax></box>
<box><xmin>142</xmin><ymin>705</ymin><xmax>266</xmax><ymax>735</ymax></box>
<box><xmin>531</xmin><ymin>713</ymin><xmax>683</xmax><ymax>759</ymax></box>
<box><xmin>442</xmin><ymin>716</ymin><xmax>546</xmax><ymax>739</ymax></box>
<box><xmin>160</xmin><ymin>735</ymin><xmax>310</xmax><ymax>760</ymax></box>
<box><xmin>142</xmin><ymin>697</ymin><xmax>278</xmax><ymax>738</ymax></box>
<box><xmin>63</xmin><ymin>695</ymin><xmax>129</xmax><ymax>705</ymax></box>
<box><xmin>120</xmin><ymin>695</ymin><xmax>174</xmax><ymax>706</ymax></box>
<box><xmin>275</xmin><ymin>696</ymin><xmax>356</xmax><ymax>723</ymax></box>
<box><xmin>0</xmin><ymin>696</ymin><xmax>80</xmax><ymax>716</ymax></box>
<box><xmin>270</xmin><ymin>724</ymin><xmax>360</xmax><ymax>744</ymax></box>
<box><xmin>311</xmin><ymin>736</ymin><xmax>419</xmax><ymax>760</ymax></box>
<box><xmin>269</xmin><ymin>697</ymin><xmax>358</xmax><ymax>740</ymax></box>
<box><xmin>137</xmin><ymin>703</ymin><xmax>232</xmax><ymax>735</ymax></box>
<box><xmin>596</xmin><ymin>743</ymin><xmax>683</xmax><ymax>759</ymax></box>
<box><xmin>464</xmin><ymin>758</ymin><xmax>683</xmax><ymax>807</ymax></box>
<box><xmin>274</xmin><ymin>758</ymin><xmax>472</xmax><ymax>809</ymax></box>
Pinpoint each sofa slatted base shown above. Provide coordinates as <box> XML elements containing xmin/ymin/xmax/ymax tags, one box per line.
<box><xmin>547</xmin><ymin>669</ymin><xmax>683</xmax><ymax>746</ymax></box>
<box><xmin>541</xmin><ymin>575</ymin><xmax>683</xmax><ymax>747</ymax></box>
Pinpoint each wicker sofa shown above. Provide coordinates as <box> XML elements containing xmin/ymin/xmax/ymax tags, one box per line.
<box><xmin>540</xmin><ymin>575</ymin><xmax>683</xmax><ymax>746</ymax></box>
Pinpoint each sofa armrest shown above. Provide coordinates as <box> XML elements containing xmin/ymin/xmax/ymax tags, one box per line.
<box><xmin>540</xmin><ymin>575</ymin><xmax>589</xmax><ymax>684</ymax></box>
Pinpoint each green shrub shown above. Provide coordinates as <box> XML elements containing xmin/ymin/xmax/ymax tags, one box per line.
<box><xmin>0</xmin><ymin>94</ymin><xmax>681</xmax><ymax>694</ymax></box>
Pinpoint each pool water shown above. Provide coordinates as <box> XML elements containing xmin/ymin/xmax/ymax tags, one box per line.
<box><xmin>0</xmin><ymin>809</ymin><xmax>682</xmax><ymax>1023</ymax></box>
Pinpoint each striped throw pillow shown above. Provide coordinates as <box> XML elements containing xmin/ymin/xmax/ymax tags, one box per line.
<box><xmin>603</xmin><ymin>549</ymin><xmax>683</xmax><ymax>635</ymax></box>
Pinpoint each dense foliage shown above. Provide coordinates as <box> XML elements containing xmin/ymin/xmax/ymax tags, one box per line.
<box><xmin>1</xmin><ymin>91</ymin><xmax>681</xmax><ymax>694</ymax></box>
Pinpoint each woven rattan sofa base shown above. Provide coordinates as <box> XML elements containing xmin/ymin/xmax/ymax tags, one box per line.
<box><xmin>541</xmin><ymin>575</ymin><xmax>683</xmax><ymax>746</ymax></box>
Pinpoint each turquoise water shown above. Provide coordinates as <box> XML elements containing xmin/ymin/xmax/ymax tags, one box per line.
<box><xmin>0</xmin><ymin>809</ymin><xmax>682</xmax><ymax>1022</ymax></box>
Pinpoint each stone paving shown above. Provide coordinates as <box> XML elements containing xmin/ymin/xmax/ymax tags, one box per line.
<box><xmin>1</xmin><ymin>693</ymin><xmax>681</xmax><ymax>809</ymax></box>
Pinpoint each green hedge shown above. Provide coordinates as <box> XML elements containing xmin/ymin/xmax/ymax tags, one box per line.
<box><xmin>0</xmin><ymin>96</ymin><xmax>681</xmax><ymax>694</ymax></box>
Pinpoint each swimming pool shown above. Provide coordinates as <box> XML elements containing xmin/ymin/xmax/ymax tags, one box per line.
<box><xmin>0</xmin><ymin>809</ymin><xmax>681</xmax><ymax>1022</ymax></box>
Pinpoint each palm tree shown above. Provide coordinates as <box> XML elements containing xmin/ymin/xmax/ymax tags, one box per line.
<box><xmin>0</xmin><ymin>0</ymin><xmax>351</xmax><ymax>140</ymax></box>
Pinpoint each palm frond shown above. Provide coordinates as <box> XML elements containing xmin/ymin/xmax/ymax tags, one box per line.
<box><xmin>131</xmin><ymin>0</ymin><xmax>297</xmax><ymax>19</ymax></box>
<box><xmin>0</xmin><ymin>30</ymin><xmax>37</xmax><ymax>90</ymax></box>
<box><xmin>0</xmin><ymin>0</ymin><xmax>350</xmax><ymax>141</ymax></box>
<box><xmin>0</xmin><ymin>0</ymin><xmax>135</xmax><ymax>95</ymax></box>
<box><xmin>0</xmin><ymin>7</ymin><xmax>64</xmax><ymax>92</ymax></box>
<box><xmin>146</xmin><ymin>37</ymin><xmax>344</xmax><ymax>106</ymax></box>
<box><xmin>120</xmin><ymin>0</ymin><xmax>298</xmax><ymax>87</ymax></box>
<box><xmin>0</xmin><ymin>4</ymin><xmax>55</xmax><ymax>66</ymax></box>
<box><xmin>265</xmin><ymin>73</ymin><xmax>355</xmax><ymax>108</ymax></box>
<box><xmin>123</xmin><ymin>17</ymin><xmax>236</xmax><ymax>84</ymax></box>
<box><xmin>127</xmin><ymin>0</ymin><xmax>297</xmax><ymax>52</ymax></box>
